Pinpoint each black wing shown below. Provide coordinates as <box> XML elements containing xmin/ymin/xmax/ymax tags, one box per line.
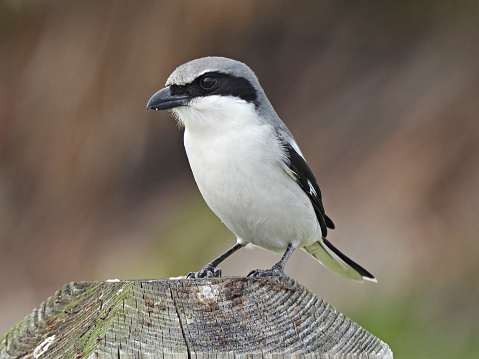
<box><xmin>283</xmin><ymin>141</ymin><xmax>335</xmax><ymax>237</ymax></box>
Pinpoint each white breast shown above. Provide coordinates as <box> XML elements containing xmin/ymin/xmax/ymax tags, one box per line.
<box><xmin>173</xmin><ymin>96</ymin><xmax>321</xmax><ymax>252</ymax></box>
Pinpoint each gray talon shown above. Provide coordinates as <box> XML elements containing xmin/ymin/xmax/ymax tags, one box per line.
<box><xmin>247</xmin><ymin>268</ymin><xmax>285</xmax><ymax>277</ymax></box>
<box><xmin>187</xmin><ymin>266</ymin><xmax>222</xmax><ymax>279</ymax></box>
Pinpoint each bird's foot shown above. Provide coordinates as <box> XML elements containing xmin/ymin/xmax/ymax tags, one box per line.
<box><xmin>187</xmin><ymin>265</ymin><xmax>222</xmax><ymax>279</ymax></box>
<box><xmin>247</xmin><ymin>264</ymin><xmax>285</xmax><ymax>277</ymax></box>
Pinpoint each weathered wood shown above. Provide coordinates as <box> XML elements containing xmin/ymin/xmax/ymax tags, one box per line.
<box><xmin>0</xmin><ymin>276</ymin><xmax>392</xmax><ymax>358</ymax></box>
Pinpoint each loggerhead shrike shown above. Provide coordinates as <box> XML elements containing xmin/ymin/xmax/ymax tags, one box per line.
<box><xmin>147</xmin><ymin>57</ymin><xmax>376</xmax><ymax>282</ymax></box>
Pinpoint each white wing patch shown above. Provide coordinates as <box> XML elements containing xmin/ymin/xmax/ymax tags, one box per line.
<box><xmin>281</xmin><ymin>162</ymin><xmax>298</xmax><ymax>181</ymax></box>
<box><xmin>308</xmin><ymin>180</ymin><xmax>317</xmax><ymax>196</ymax></box>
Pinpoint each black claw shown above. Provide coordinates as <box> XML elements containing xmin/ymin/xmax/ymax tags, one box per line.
<box><xmin>247</xmin><ymin>268</ymin><xmax>285</xmax><ymax>277</ymax></box>
<box><xmin>187</xmin><ymin>267</ymin><xmax>222</xmax><ymax>279</ymax></box>
<box><xmin>247</xmin><ymin>261</ymin><xmax>286</xmax><ymax>277</ymax></box>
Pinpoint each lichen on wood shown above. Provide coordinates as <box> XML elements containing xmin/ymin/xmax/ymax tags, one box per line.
<box><xmin>0</xmin><ymin>276</ymin><xmax>392</xmax><ymax>358</ymax></box>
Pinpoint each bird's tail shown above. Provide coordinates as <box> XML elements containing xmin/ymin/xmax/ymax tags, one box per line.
<box><xmin>303</xmin><ymin>239</ymin><xmax>376</xmax><ymax>282</ymax></box>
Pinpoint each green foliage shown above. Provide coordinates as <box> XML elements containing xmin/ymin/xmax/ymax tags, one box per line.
<box><xmin>351</xmin><ymin>275</ymin><xmax>479</xmax><ymax>359</ymax></box>
<box><xmin>153</xmin><ymin>193</ymin><xmax>233</xmax><ymax>277</ymax></box>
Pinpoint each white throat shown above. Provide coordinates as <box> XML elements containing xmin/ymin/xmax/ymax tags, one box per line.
<box><xmin>171</xmin><ymin>95</ymin><xmax>261</xmax><ymax>134</ymax></box>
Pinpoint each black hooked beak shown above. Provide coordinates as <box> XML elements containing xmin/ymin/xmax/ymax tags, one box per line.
<box><xmin>146</xmin><ymin>86</ymin><xmax>189</xmax><ymax>111</ymax></box>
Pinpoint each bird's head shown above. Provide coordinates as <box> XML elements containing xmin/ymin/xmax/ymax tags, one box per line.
<box><xmin>146</xmin><ymin>57</ymin><xmax>276</xmax><ymax>130</ymax></box>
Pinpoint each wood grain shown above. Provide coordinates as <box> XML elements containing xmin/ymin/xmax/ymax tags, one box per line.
<box><xmin>0</xmin><ymin>276</ymin><xmax>392</xmax><ymax>358</ymax></box>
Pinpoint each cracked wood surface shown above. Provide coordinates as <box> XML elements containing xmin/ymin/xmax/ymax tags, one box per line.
<box><xmin>0</xmin><ymin>276</ymin><xmax>393</xmax><ymax>358</ymax></box>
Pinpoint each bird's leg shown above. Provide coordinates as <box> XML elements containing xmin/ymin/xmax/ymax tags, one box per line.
<box><xmin>248</xmin><ymin>243</ymin><xmax>295</xmax><ymax>277</ymax></box>
<box><xmin>187</xmin><ymin>242</ymin><xmax>245</xmax><ymax>278</ymax></box>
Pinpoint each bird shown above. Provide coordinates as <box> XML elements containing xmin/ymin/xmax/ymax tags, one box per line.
<box><xmin>146</xmin><ymin>56</ymin><xmax>376</xmax><ymax>282</ymax></box>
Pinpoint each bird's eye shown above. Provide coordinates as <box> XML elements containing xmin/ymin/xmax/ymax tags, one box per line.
<box><xmin>200</xmin><ymin>76</ymin><xmax>217</xmax><ymax>90</ymax></box>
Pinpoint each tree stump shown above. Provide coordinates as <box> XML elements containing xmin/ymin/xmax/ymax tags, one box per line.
<box><xmin>0</xmin><ymin>276</ymin><xmax>392</xmax><ymax>358</ymax></box>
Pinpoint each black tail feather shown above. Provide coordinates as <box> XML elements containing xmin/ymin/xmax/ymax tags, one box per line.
<box><xmin>322</xmin><ymin>237</ymin><xmax>376</xmax><ymax>281</ymax></box>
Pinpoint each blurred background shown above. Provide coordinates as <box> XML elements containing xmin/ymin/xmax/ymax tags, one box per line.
<box><xmin>1</xmin><ymin>0</ymin><xmax>478</xmax><ymax>357</ymax></box>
